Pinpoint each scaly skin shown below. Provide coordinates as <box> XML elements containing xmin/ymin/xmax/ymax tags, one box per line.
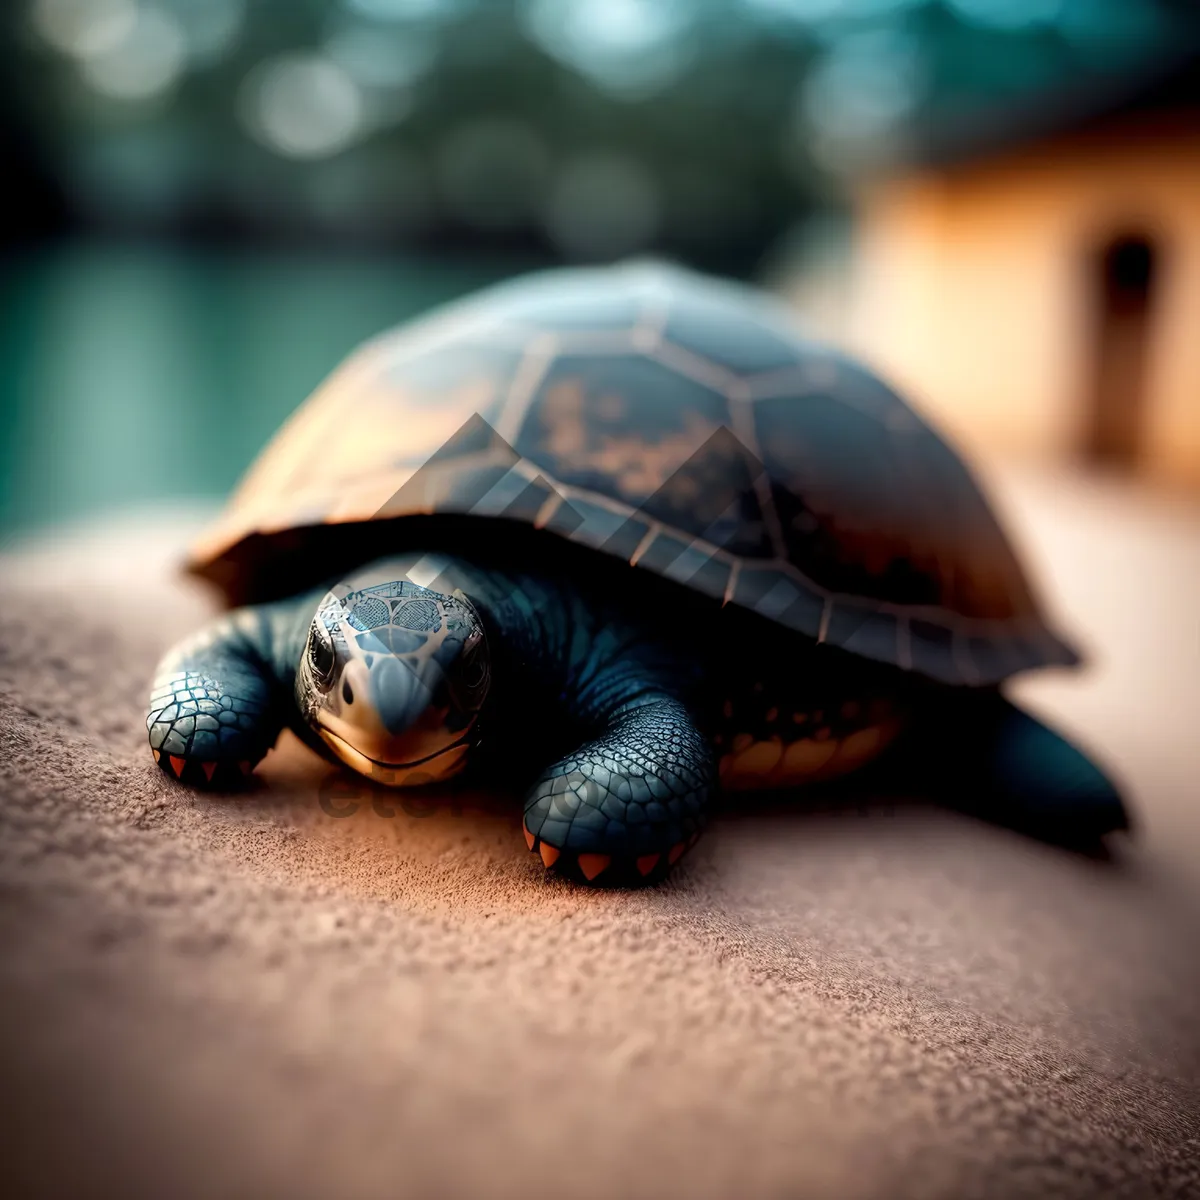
<box><xmin>148</xmin><ymin>556</ymin><xmax>717</xmax><ymax>883</ymax></box>
<box><xmin>146</xmin><ymin>601</ymin><xmax>311</xmax><ymax>786</ymax></box>
<box><xmin>148</xmin><ymin>555</ymin><xmax>1128</xmax><ymax>884</ymax></box>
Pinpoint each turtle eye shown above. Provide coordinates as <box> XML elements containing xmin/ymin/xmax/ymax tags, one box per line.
<box><xmin>308</xmin><ymin>621</ymin><xmax>336</xmax><ymax>690</ymax></box>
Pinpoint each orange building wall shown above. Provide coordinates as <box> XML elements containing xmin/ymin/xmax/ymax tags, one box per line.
<box><xmin>844</xmin><ymin>117</ymin><xmax>1200</xmax><ymax>488</ymax></box>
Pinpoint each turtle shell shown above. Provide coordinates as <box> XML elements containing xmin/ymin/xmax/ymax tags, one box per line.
<box><xmin>188</xmin><ymin>262</ymin><xmax>1078</xmax><ymax>687</ymax></box>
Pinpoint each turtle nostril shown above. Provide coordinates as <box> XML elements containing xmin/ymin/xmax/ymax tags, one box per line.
<box><xmin>342</xmin><ymin>678</ymin><xmax>354</xmax><ymax>705</ymax></box>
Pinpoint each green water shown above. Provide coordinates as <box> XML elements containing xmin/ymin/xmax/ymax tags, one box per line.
<box><xmin>0</xmin><ymin>241</ymin><xmax>538</xmax><ymax>541</ymax></box>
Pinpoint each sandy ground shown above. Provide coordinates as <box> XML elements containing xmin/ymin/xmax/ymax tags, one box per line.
<box><xmin>0</xmin><ymin>463</ymin><xmax>1198</xmax><ymax>1200</ymax></box>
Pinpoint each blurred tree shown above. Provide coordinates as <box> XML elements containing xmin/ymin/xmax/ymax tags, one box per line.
<box><xmin>3</xmin><ymin>0</ymin><xmax>1196</xmax><ymax>273</ymax></box>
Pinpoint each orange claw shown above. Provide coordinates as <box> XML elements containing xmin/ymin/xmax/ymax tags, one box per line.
<box><xmin>524</xmin><ymin>824</ymin><xmax>536</xmax><ymax>851</ymax></box>
<box><xmin>636</xmin><ymin>853</ymin><xmax>660</xmax><ymax>877</ymax></box>
<box><xmin>238</xmin><ymin>761</ymin><xmax>253</xmax><ymax>777</ymax></box>
<box><xmin>201</xmin><ymin>762</ymin><xmax>217</xmax><ymax>782</ymax></box>
<box><xmin>169</xmin><ymin>755</ymin><xmax>186</xmax><ymax>777</ymax></box>
<box><xmin>152</xmin><ymin>750</ymin><xmax>161</xmax><ymax>764</ymax></box>
<box><xmin>577</xmin><ymin>853</ymin><xmax>610</xmax><ymax>881</ymax></box>
<box><xmin>668</xmin><ymin>841</ymin><xmax>686</xmax><ymax>864</ymax></box>
<box><xmin>539</xmin><ymin>842</ymin><xmax>560</xmax><ymax>868</ymax></box>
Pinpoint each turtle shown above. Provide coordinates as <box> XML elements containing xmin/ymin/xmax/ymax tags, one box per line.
<box><xmin>146</xmin><ymin>262</ymin><xmax>1128</xmax><ymax>885</ymax></box>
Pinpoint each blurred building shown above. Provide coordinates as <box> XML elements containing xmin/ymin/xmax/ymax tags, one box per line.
<box><xmin>796</xmin><ymin>47</ymin><xmax>1200</xmax><ymax>489</ymax></box>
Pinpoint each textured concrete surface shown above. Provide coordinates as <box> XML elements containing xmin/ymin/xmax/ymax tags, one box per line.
<box><xmin>1</xmin><ymin>467</ymin><xmax>1198</xmax><ymax>1200</ymax></box>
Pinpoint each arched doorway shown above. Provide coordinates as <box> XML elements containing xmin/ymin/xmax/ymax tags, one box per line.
<box><xmin>1081</xmin><ymin>231</ymin><xmax>1159</xmax><ymax>469</ymax></box>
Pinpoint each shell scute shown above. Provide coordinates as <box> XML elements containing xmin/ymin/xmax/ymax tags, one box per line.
<box><xmin>188</xmin><ymin>263</ymin><xmax>1079</xmax><ymax>685</ymax></box>
<box><xmin>514</xmin><ymin>353</ymin><xmax>731</xmax><ymax>513</ymax></box>
<box><xmin>660</xmin><ymin>284</ymin><xmax>806</xmax><ymax>376</ymax></box>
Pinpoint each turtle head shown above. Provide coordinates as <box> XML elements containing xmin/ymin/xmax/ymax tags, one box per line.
<box><xmin>296</xmin><ymin>581</ymin><xmax>490</xmax><ymax>786</ymax></box>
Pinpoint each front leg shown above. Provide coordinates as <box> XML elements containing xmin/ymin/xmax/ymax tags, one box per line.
<box><xmin>147</xmin><ymin>607</ymin><xmax>292</xmax><ymax>787</ymax></box>
<box><xmin>523</xmin><ymin>695</ymin><xmax>715</xmax><ymax>886</ymax></box>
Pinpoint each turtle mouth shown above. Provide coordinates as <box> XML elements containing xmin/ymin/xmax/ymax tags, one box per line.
<box><xmin>316</xmin><ymin>723</ymin><xmax>469</xmax><ymax>774</ymax></box>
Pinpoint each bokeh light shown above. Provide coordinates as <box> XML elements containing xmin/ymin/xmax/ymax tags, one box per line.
<box><xmin>341</xmin><ymin>0</ymin><xmax>462</xmax><ymax>22</ymax></box>
<box><xmin>740</xmin><ymin>0</ymin><xmax>923</xmax><ymax>23</ymax></box>
<box><xmin>797</xmin><ymin>27</ymin><xmax>924</xmax><ymax>171</ymax></box>
<box><xmin>4</xmin><ymin>0</ymin><xmax>1197</xmax><ymax>544</ymax></box>
<box><xmin>520</xmin><ymin>0</ymin><xmax>695</xmax><ymax>99</ymax></box>
<box><xmin>10</xmin><ymin>0</ymin><xmax>1195</xmax><ymax>273</ymax></box>
<box><xmin>31</xmin><ymin>0</ymin><xmax>137</xmax><ymax>59</ymax></box>
<box><xmin>324</xmin><ymin>20</ymin><xmax>438</xmax><ymax>89</ymax></box>
<box><xmin>544</xmin><ymin>153</ymin><xmax>660</xmax><ymax>260</ymax></box>
<box><xmin>80</xmin><ymin>6</ymin><xmax>188</xmax><ymax>102</ymax></box>
<box><xmin>172</xmin><ymin>0</ymin><xmax>245</xmax><ymax>67</ymax></box>
<box><xmin>239</xmin><ymin>54</ymin><xmax>365</xmax><ymax>160</ymax></box>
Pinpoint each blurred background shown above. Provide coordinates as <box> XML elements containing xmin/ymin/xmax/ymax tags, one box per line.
<box><xmin>2</xmin><ymin>0</ymin><xmax>1198</xmax><ymax>540</ymax></box>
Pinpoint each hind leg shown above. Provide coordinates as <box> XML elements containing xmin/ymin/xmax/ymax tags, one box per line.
<box><xmin>898</xmin><ymin>691</ymin><xmax>1130</xmax><ymax>845</ymax></box>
